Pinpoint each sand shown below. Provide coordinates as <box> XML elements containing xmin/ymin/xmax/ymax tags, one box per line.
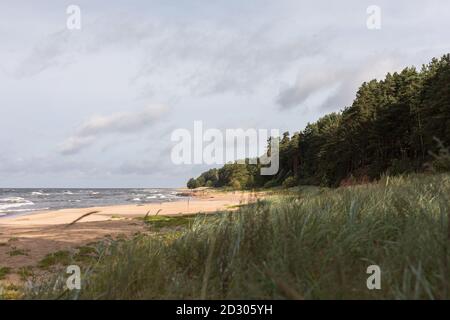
<box><xmin>0</xmin><ymin>190</ymin><xmax>256</xmax><ymax>278</ymax></box>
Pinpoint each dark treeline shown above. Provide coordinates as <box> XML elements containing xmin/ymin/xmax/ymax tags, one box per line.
<box><xmin>187</xmin><ymin>54</ymin><xmax>450</xmax><ymax>189</ymax></box>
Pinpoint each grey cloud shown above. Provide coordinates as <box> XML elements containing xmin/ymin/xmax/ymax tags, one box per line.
<box><xmin>114</xmin><ymin>158</ymin><xmax>204</xmax><ymax>178</ymax></box>
<box><xmin>13</xmin><ymin>30</ymin><xmax>74</xmax><ymax>78</ymax></box>
<box><xmin>114</xmin><ymin>158</ymin><xmax>181</xmax><ymax>176</ymax></box>
<box><xmin>13</xmin><ymin>12</ymin><xmax>333</xmax><ymax>97</ymax></box>
<box><xmin>0</xmin><ymin>155</ymin><xmax>99</xmax><ymax>175</ymax></box>
<box><xmin>114</xmin><ymin>160</ymin><xmax>164</xmax><ymax>176</ymax></box>
<box><xmin>60</xmin><ymin>104</ymin><xmax>169</xmax><ymax>155</ymax></box>
<box><xmin>135</xmin><ymin>26</ymin><xmax>334</xmax><ymax>97</ymax></box>
<box><xmin>276</xmin><ymin>68</ymin><xmax>344</xmax><ymax>109</ymax></box>
<box><xmin>276</xmin><ymin>56</ymin><xmax>403</xmax><ymax>111</ymax></box>
<box><xmin>12</xmin><ymin>16</ymin><xmax>156</xmax><ymax>78</ymax></box>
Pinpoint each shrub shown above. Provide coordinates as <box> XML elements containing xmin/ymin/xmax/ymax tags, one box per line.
<box><xmin>282</xmin><ymin>176</ymin><xmax>297</xmax><ymax>188</ymax></box>
<box><xmin>263</xmin><ymin>179</ymin><xmax>279</xmax><ymax>189</ymax></box>
<box><xmin>387</xmin><ymin>158</ymin><xmax>414</xmax><ymax>176</ymax></box>
<box><xmin>229</xmin><ymin>179</ymin><xmax>241</xmax><ymax>190</ymax></box>
<box><xmin>187</xmin><ymin>178</ymin><xmax>199</xmax><ymax>189</ymax></box>
<box><xmin>428</xmin><ymin>138</ymin><xmax>450</xmax><ymax>172</ymax></box>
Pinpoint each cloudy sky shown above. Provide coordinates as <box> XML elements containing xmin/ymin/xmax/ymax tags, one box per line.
<box><xmin>0</xmin><ymin>0</ymin><xmax>449</xmax><ymax>188</ymax></box>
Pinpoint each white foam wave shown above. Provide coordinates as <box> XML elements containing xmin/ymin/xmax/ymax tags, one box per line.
<box><xmin>0</xmin><ymin>208</ymin><xmax>42</xmax><ymax>213</ymax></box>
<box><xmin>0</xmin><ymin>196</ymin><xmax>27</xmax><ymax>203</ymax></box>
<box><xmin>0</xmin><ymin>197</ymin><xmax>34</xmax><ymax>211</ymax></box>
<box><xmin>31</xmin><ymin>191</ymin><xmax>49</xmax><ymax>196</ymax></box>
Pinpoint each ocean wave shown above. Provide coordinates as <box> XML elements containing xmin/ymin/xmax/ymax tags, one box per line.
<box><xmin>0</xmin><ymin>188</ymin><xmax>181</xmax><ymax>216</ymax></box>
<box><xmin>0</xmin><ymin>207</ymin><xmax>43</xmax><ymax>213</ymax></box>
<box><xmin>0</xmin><ymin>196</ymin><xmax>28</xmax><ymax>203</ymax></box>
<box><xmin>31</xmin><ymin>191</ymin><xmax>50</xmax><ymax>196</ymax></box>
<box><xmin>0</xmin><ymin>203</ymin><xmax>34</xmax><ymax>211</ymax></box>
<box><xmin>144</xmin><ymin>194</ymin><xmax>172</xmax><ymax>200</ymax></box>
<box><xmin>0</xmin><ymin>197</ymin><xmax>34</xmax><ymax>211</ymax></box>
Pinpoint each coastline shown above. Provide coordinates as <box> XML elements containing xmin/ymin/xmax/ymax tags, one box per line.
<box><xmin>0</xmin><ymin>187</ymin><xmax>185</xmax><ymax>220</ymax></box>
<box><xmin>0</xmin><ymin>190</ymin><xmax>253</xmax><ymax>283</ymax></box>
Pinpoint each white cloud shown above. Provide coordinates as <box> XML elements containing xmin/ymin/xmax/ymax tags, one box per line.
<box><xmin>59</xmin><ymin>136</ymin><xmax>95</xmax><ymax>155</ymax></box>
<box><xmin>60</xmin><ymin>104</ymin><xmax>169</xmax><ymax>155</ymax></box>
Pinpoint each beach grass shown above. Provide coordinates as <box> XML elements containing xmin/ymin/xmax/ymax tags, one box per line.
<box><xmin>24</xmin><ymin>173</ymin><xmax>450</xmax><ymax>299</ymax></box>
<box><xmin>8</xmin><ymin>248</ymin><xmax>29</xmax><ymax>257</ymax></box>
<box><xmin>0</xmin><ymin>267</ymin><xmax>11</xmax><ymax>280</ymax></box>
<box><xmin>38</xmin><ymin>250</ymin><xmax>72</xmax><ymax>269</ymax></box>
<box><xmin>139</xmin><ymin>213</ymin><xmax>217</xmax><ymax>230</ymax></box>
<box><xmin>18</xmin><ymin>266</ymin><xmax>34</xmax><ymax>281</ymax></box>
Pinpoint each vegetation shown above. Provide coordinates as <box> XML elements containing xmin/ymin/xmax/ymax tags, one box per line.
<box><xmin>188</xmin><ymin>54</ymin><xmax>450</xmax><ymax>189</ymax></box>
<box><xmin>18</xmin><ymin>267</ymin><xmax>34</xmax><ymax>282</ymax></box>
<box><xmin>26</xmin><ymin>173</ymin><xmax>450</xmax><ymax>299</ymax></box>
<box><xmin>8</xmin><ymin>248</ymin><xmax>29</xmax><ymax>257</ymax></box>
<box><xmin>140</xmin><ymin>214</ymin><xmax>209</xmax><ymax>230</ymax></box>
<box><xmin>0</xmin><ymin>267</ymin><xmax>11</xmax><ymax>280</ymax></box>
<box><xmin>38</xmin><ymin>250</ymin><xmax>72</xmax><ymax>269</ymax></box>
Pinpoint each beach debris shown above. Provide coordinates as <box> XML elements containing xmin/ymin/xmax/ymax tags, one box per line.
<box><xmin>65</xmin><ymin>211</ymin><xmax>100</xmax><ymax>228</ymax></box>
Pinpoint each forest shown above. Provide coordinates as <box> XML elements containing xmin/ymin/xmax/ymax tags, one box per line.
<box><xmin>187</xmin><ymin>54</ymin><xmax>450</xmax><ymax>189</ymax></box>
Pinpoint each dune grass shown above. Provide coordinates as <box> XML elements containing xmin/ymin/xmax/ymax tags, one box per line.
<box><xmin>38</xmin><ymin>250</ymin><xmax>72</xmax><ymax>270</ymax></box>
<box><xmin>23</xmin><ymin>173</ymin><xmax>450</xmax><ymax>299</ymax></box>
<box><xmin>8</xmin><ymin>248</ymin><xmax>29</xmax><ymax>257</ymax></box>
<box><xmin>0</xmin><ymin>267</ymin><xmax>11</xmax><ymax>280</ymax></box>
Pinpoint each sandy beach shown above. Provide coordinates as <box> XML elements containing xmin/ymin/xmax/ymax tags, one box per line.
<box><xmin>0</xmin><ymin>190</ymin><xmax>255</xmax><ymax>283</ymax></box>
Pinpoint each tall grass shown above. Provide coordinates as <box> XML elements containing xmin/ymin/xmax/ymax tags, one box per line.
<box><xmin>27</xmin><ymin>173</ymin><xmax>450</xmax><ymax>299</ymax></box>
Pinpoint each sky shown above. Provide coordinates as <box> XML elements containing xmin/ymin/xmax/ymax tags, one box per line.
<box><xmin>0</xmin><ymin>0</ymin><xmax>449</xmax><ymax>188</ymax></box>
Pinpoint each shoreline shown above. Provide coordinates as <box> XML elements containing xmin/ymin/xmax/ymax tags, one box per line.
<box><xmin>0</xmin><ymin>187</ymin><xmax>227</xmax><ymax>224</ymax></box>
<box><xmin>0</xmin><ymin>190</ymin><xmax>254</xmax><ymax>283</ymax></box>
<box><xmin>0</xmin><ymin>187</ymin><xmax>191</xmax><ymax>220</ymax></box>
<box><xmin>0</xmin><ymin>196</ymin><xmax>188</xmax><ymax>220</ymax></box>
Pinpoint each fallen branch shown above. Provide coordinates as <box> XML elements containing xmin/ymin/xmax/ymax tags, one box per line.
<box><xmin>65</xmin><ymin>211</ymin><xmax>100</xmax><ymax>228</ymax></box>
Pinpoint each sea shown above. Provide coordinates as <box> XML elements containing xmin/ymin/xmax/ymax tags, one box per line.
<box><xmin>0</xmin><ymin>188</ymin><xmax>186</xmax><ymax>218</ymax></box>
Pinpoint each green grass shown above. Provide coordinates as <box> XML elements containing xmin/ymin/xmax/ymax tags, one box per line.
<box><xmin>26</xmin><ymin>173</ymin><xmax>450</xmax><ymax>299</ymax></box>
<box><xmin>0</xmin><ymin>267</ymin><xmax>11</xmax><ymax>280</ymax></box>
<box><xmin>38</xmin><ymin>250</ymin><xmax>72</xmax><ymax>269</ymax></box>
<box><xmin>73</xmin><ymin>246</ymin><xmax>100</xmax><ymax>264</ymax></box>
<box><xmin>18</xmin><ymin>266</ymin><xmax>34</xmax><ymax>281</ymax></box>
<box><xmin>8</xmin><ymin>248</ymin><xmax>29</xmax><ymax>257</ymax></box>
<box><xmin>139</xmin><ymin>214</ymin><xmax>212</xmax><ymax>230</ymax></box>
